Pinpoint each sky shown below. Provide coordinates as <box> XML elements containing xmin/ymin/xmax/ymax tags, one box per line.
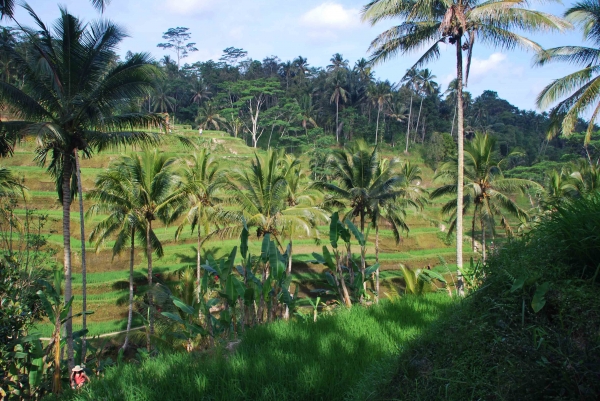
<box><xmin>9</xmin><ymin>0</ymin><xmax>585</xmax><ymax>112</ymax></box>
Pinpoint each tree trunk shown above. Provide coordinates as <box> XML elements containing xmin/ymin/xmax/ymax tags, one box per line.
<box><xmin>481</xmin><ymin>216</ymin><xmax>486</xmax><ymax>262</ymax></box>
<box><xmin>336</xmin><ymin>251</ymin><xmax>352</xmax><ymax>307</ymax></box>
<box><xmin>450</xmin><ymin>103</ymin><xmax>457</xmax><ymax>137</ymax></box>
<box><xmin>455</xmin><ymin>36</ymin><xmax>465</xmax><ymax>296</ymax></box>
<box><xmin>405</xmin><ymin>95</ymin><xmax>412</xmax><ymax>153</ymax></box>
<box><xmin>375</xmin><ymin>104</ymin><xmax>381</xmax><ymax>145</ymax></box>
<box><xmin>335</xmin><ymin>99</ymin><xmax>339</xmax><ymax>143</ymax></box>
<box><xmin>146</xmin><ymin>220</ymin><xmax>154</xmax><ymax>350</ymax></box>
<box><xmin>283</xmin><ymin>240</ymin><xmax>293</xmax><ymax>320</ymax></box>
<box><xmin>360</xmin><ymin>210</ymin><xmax>366</xmax><ymax>297</ymax></box>
<box><xmin>414</xmin><ymin>97</ymin><xmax>424</xmax><ymax>143</ymax></box>
<box><xmin>375</xmin><ymin>224</ymin><xmax>380</xmax><ymax>304</ymax></box>
<box><xmin>74</xmin><ymin>149</ymin><xmax>88</xmax><ymax>361</ymax></box>
<box><xmin>61</xmin><ymin>155</ymin><xmax>74</xmax><ymax>370</ymax></box>
<box><xmin>197</xmin><ymin>228</ymin><xmax>202</xmax><ymax>303</ymax></box>
<box><xmin>122</xmin><ymin>228</ymin><xmax>135</xmax><ymax>351</ymax></box>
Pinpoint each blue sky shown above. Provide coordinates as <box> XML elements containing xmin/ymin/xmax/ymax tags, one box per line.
<box><xmin>11</xmin><ymin>0</ymin><xmax>584</xmax><ymax>111</ymax></box>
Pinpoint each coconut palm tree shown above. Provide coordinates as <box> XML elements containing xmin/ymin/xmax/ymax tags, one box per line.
<box><xmin>176</xmin><ymin>149</ymin><xmax>234</xmax><ymax>303</ymax></box>
<box><xmin>0</xmin><ymin>7</ymin><xmax>160</xmax><ymax>366</ymax></box>
<box><xmin>363</xmin><ymin>0</ymin><xmax>568</xmax><ymax>278</ymax></box>
<box><xmin>369</xmin><ymin>159</ymin><xmax>426</xmax><ymax>301</ymax></box>
<box><xmin>367</xmin><ymin>81</ymin><xmax>393</xmax><ymax>144</ymax></box>
<box><xmin>431</xmin><ymin>133</ymin><xmax>540</xmax><ymax>260</ymax></box>
<box><xmin>195</xmin><ymin>102</ymin><xmax>224</xmax><ymax>130</ymax></box>
<box><xmin>152</xmin><ymin>80</ymin><xmax>176</xmax><ymax>113</ymax></box>
<box><xmin>229</xmin><ymin>149</ymin><xmax>322</xmax><ymax>247</ymax></box>
<box><xmin>328</xmin><ymin>70</ymin><xmax>349</xmax><ymax>143</ymax></box>
<box><xmin>279</xmin><ymin>155</ymin><xmax>327</xmax><ymax>318</ymax></box>
<box><xmin>0</xmin><ymin>166</ymin><xmax>23</xmax><ymax>197</ymax></box>
<box><xmin>190</xmin><ymin>78</ymin><xmax>211</xmax><ymax>105</ymax></box>
<box><xmin>87</xmin><ymin>162</ymin><xmax>149</xmax><ymax>351</ymax></box>
<box><xmin>1</xmin><ymin>0</ymin><xmax>111</xmax><ymax>19</ymax></box>
<box><xmin>536</xmin><ymin>0</ymin><xmax>600</xmax><ymax>147</ymax></box>
<box><xmin>327</xmin><ymin>53</ymin><xmax>349</xmax><ymax>72</ymax></box>
<box><xmin>401</xmin><ymin>68</ymin><xmax>419</xmax><ymax>152</ymax></box>
<box><xmin>313</xmin><ymin>140</ymin><xmax>408</xmax><ymax>293</ymax></box>
<box><xmin>414</xmin><ymin>69</ymin><xmax>439</xmax><ymax>143</ymax></box>
<box><xmin>120</xmin><ymin>151</ymin><xmax>187</xmax><ymax>347</ymax></box>
<box><xmin>298</xmin><ymin>95</ymin><xmax>319</xmax><ymax>137</ymax></box>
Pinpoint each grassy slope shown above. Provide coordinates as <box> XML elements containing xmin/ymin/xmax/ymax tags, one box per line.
<box><xmin>4</xmin><ymin>127</ymin><xmax>478</xmax><ymax>335</ymax></box>
<box><xmin>52</xmin><ymin>293</ymin><xmax>454</xmax><ymax>401</ymax></box>
<box><xmin>357</xmin><ymin>195</ymin><xmax>600</xmax><ymax>400</ymax></box>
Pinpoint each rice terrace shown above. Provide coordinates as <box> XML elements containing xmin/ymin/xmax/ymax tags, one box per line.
<box><xmin>1</xmin><ymin>0</ymin><xmax>599</xmax><ymax>400</ymax></box>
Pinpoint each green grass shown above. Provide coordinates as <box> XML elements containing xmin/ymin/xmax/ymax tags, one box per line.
<box><xmin>54</xmin><ymin>293</ymin><xmax>454</xmax><ymax>401</ymax></box>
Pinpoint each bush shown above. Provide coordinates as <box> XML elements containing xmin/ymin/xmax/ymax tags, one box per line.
<box><xmin>371</xmin><ymin>193</ymin><xmax>600</xmax><ymax>400</ymax></box>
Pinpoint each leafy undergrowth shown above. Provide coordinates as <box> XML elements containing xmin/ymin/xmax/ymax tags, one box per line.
<box><xmin>361</xmin><ymin>194</ymin><xmax>600</xmax><ymax>400</ymax></box>
<box><xmin>52</xmin><ymin>293</ymin><xmax>454</xmax><ymax>401</ymax></box>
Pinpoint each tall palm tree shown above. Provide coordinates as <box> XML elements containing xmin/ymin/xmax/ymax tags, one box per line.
<box><xmin>313</xmin><ymin>140</ymin><xmax>408</xmax><ymax>293</ymax></box>
<box><xmin>176</xmin><ymin>150</ymin><xmax>232</xmax><ymax>303</ymax></box>
<box><xmin>280</xmin><ymin>61</ymin><xmax>294</xmax><ymax>90</ymax></box>
<box><xmin>0</xmin><ymin>7</ymin><xmax>160</xmax><ymax>366</ymax></box>
<box><xmin>87</xmin><ymin>162</ymin><xmax>148</xmax><ymax>351</ymax></box>
<box><xmin>367</xmin><ymin>81</ymin><xmax>393</xmax><ymax>144</ymax></box>
<box><xmin>328</xmin><ymin>70</ymin><xmax>349</xmax><ymax>143</ymax></box>
<box><xmin>414</xmin><ymin>69</ymin><xmax>438</xmax><ymax>142</ymax></box>
<box><xmin>363</xmin><ymin>0</ymin><xmax>568</xmax><ymax>278</ymax></box>
<box><xmin>401</xmin><ymin>68</ymin><xmax>419</xmax><ymax>153</ymax></box>
<box><xmin>229</xmin><ymin>149</ymin><xmax>321</xmax><ymax>248</ymax></box>
<box><xmin>431</xmin><ymin>133</ymin><xmax>540</xmax><ymax>260</ymax></box>
<box><xmin>280</xmin><ymin>155</ymin><xmax>327</xmax><ymax>318</ymax></box>
<box><xmin>536</xmin><ymin>0</ymin><xmax>600</xmax><ymax>147</ymax></box>
<box><xmin>293</xmin><ymin>56</ymin><xmax>310</xmax><ymax>78</ymax></box>
<box><xmin>152</xmin><ymin>80</ymin><xmax>176</xmax><ymax>113</ymax></box>
<box><xmin>196</xmin><ymin>102</ymin><xmax>224</xmax><ymax>130</ymax></box>
<box><xmin>327</xmin><ymin>53</ymin><xmax>349</xmax><ymax>72</ymax></box>
<box><xmin>298</xmin><ymin>95</ymin><xmax>319</xmax><ymax>137</ymax></box>
<box><xmin>120</xmin><ymin>151</ymin><xmax>187</xmax><ymax>346</ymax></box>
<box><xmin>190</xmin><ymin>78</ymin><xmax>211</xmax><ymax>105</ymax></box>
<box><xmin>369</xmin><ymin>159</ymin><xmax>426</xmax><ymax>301</ymax></box>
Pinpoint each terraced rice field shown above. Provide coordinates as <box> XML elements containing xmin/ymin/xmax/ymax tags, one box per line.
<box><xmin>3</xmin><ymin>128</ymin><xmax>474</xmax><ymax>337</ymax></box>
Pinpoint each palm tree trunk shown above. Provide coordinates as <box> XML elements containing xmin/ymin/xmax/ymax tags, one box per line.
<box><xmin>62</xmin><ymin>155</ymin><xmax>74</xmax><ymax>370</ymax></box>
<box><xmin>375</xmin><ymin>224</ymin><xmax>380</xmax><ymax>304</ymax></box>
<box><xmin>197</xmin><ymin>229</ymin><xmax>202</xmax><ymax>303</ymax></box>
<box><xmin>450</xmin><ymin>103</ymin><xmax>457</xmax><ymax>137</ymax></box>
<box><xmin>335</xmin><ymin>99</ymin><xmax>340</xmax><ymax>143</ymax></box>
<box><xmin>481</xmin><ymin>216</ymin><xmax>486</xmax><ymax>262</ymax></box>
<box><xmin>414</xmin><ymin>97</ymin><xmax>424</xmax><ymax>143</ymax></box>
<box><xmin>360</xmin><ymin>210</ymin><xmax>366</xmax><ymax>297</ymax></box>
<box><xmin>146</xmin><ymin>220</ymin><xmax>154</xmax><ymax>350</ymax></box>
<box><xmin>455</xmin><ymin>36</ymin><xmax>465</xmax><ymax>296</ymax></box>
<box><xmin>122</xmin><ymin>228</ymin><xmax>135</xmax><ymax>351</ymax></box>
<box><xmin>375</xmin><ymin>104</ymin><xmax>381</xmax><ymax>144</ymax></box>
<box><xmin>283</xmin><ymin>240</ymin><xmax>293</xmax><ymax>320</ymax></box>
<box><xmin>405</xmin><ymin>95</ymin><xmax>412</xmax><ymax>153</ymax></box>
<box><xmin>74</xmin><ymin>149</ymin><xmax>88</xmax><ymax>361</ymax></box>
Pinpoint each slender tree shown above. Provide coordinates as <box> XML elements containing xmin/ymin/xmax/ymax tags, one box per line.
<box><xmin>363</xmin><ymin>0</ymin><xmax>568</xmax><ymax>282</ymax></box>
<box><xmin>0</xmin><ymin>6</ymin><xmax>161</xmax><ymax>367</ymax></box>
<box><xmin>119</xmin><ymin>151</ymin><xmax>187</xmax><ymax>348</ymax></box>
<box><xmin>87</xmin><ymin>162</ymin><xmax>147</xmax><ymax>351</ymax></box>
<box><xmin>431</xmin><ymin>133</ymin><xmax>540</xmax><ymax>260</ymax></box>
<box><xmin>329</xmin><ymin>70</ymin><xmax>349</xmax><ymax>143</ymax></box>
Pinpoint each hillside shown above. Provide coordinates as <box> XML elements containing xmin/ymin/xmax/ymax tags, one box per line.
<box><xmin>2</xmin><ymin>127</ymin><xmax>477</xmax><ymax>337</ymax></box>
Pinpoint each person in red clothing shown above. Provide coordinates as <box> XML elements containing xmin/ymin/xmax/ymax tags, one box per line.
<box><xmin>70</xmin><ymin>365</ymin><xmax>90</xmax><ymax>389</ymax></box>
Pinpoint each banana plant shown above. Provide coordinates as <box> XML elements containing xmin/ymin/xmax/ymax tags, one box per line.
<box><xmin>399</xmin><ymin>264</ymin><xmax>447</xmax><ymax>296</ymax></box>
<box><xmin>37</xmin><ymin>269</ymin><xmax>93</xmax><ymax>394</ymax></box>
<box><xmin>311</xmin><ymin>213</ymin><xmax>379</xmax><ymax>306</ymax></box>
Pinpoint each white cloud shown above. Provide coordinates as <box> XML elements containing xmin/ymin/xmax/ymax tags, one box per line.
<box><xmin>468</xmin><ymin>52</ymin><xmax>525</xmax><ymax>84</ymax></box>
<box><xmin>163</xmin><ymin>0</ymin><xmax>214</xmax><ymax>16</ymax></box>
<box><xmin>300</xmin><ymin>2</ymin><xmax>360</xmax><ymax>31</ymax></box>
